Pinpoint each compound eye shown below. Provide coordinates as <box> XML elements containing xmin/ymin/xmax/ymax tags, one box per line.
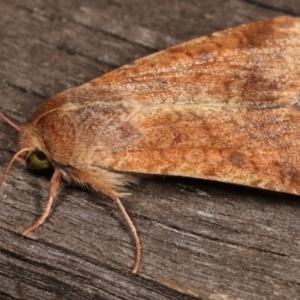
<box><xmin>27</xmin><ymin>151</ymin><xmax>51</xmax><ymax>169</ymax></box>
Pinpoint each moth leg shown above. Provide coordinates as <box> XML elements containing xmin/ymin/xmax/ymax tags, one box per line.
<box><xmin>22</xmin><ymin>168</ymin><xmax>61</xmax><ymax>236</ymax></box>
<box><xmin>114</xmin><ymin>197</ymin><xmax>141</xmax><ymax>274</ymax></box>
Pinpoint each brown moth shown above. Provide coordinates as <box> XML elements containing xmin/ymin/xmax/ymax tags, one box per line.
<box><xmin>1</xmin><ymin>16</ymin><xmax>300</xmax><ymax>273</ymax></box>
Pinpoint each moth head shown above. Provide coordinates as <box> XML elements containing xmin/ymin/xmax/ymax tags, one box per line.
<box><xmin>17</xmin><ymin>122</ymin><xmax>52</xmax><ymax>169</ymax></box>
<box><xmin>0</xmin><ymin>115</ymin><xmax>52</xmax><ymax>190</ymax></box>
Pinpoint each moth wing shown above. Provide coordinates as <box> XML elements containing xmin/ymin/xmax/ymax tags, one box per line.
<box><xmin>87</xmin><ymin>16</ymin><xmax>300</xmax><ymax>194</ymax></box>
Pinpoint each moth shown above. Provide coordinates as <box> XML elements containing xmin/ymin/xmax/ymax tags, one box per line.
<box><xmin>1</xmin><ymin>16</ymin><xmax>300</xmax><ymax>273</ymax></box>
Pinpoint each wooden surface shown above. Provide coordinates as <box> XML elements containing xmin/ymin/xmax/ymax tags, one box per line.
<box><xmin>0</xmin><ymin>1</ymin><xmax>300</xmax><ymax>299</ymax></box>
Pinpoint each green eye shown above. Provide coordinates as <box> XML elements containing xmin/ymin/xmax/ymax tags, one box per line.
<box><xmin>28</xmin><ymin>151</ymin><xmax>51</xmax><ymax>169</ymax></box>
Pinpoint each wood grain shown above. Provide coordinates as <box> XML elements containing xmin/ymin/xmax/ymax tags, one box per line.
<box><xmin>0</xmin><ymin>1</ymin><xmax>300</xmax><ymax>299</ymax></box>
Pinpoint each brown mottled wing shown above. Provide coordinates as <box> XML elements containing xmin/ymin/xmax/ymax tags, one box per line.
<box><xmin>90</xmin><ymin>16</ymin><xmax>300</xmax><ymax>195</ymax></box>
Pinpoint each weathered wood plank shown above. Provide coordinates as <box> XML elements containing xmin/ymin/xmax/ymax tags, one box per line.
<box><xmin>0</xmin><ymin>1</ymin><xmax>300</xmax><ymax>299</ymax></box>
